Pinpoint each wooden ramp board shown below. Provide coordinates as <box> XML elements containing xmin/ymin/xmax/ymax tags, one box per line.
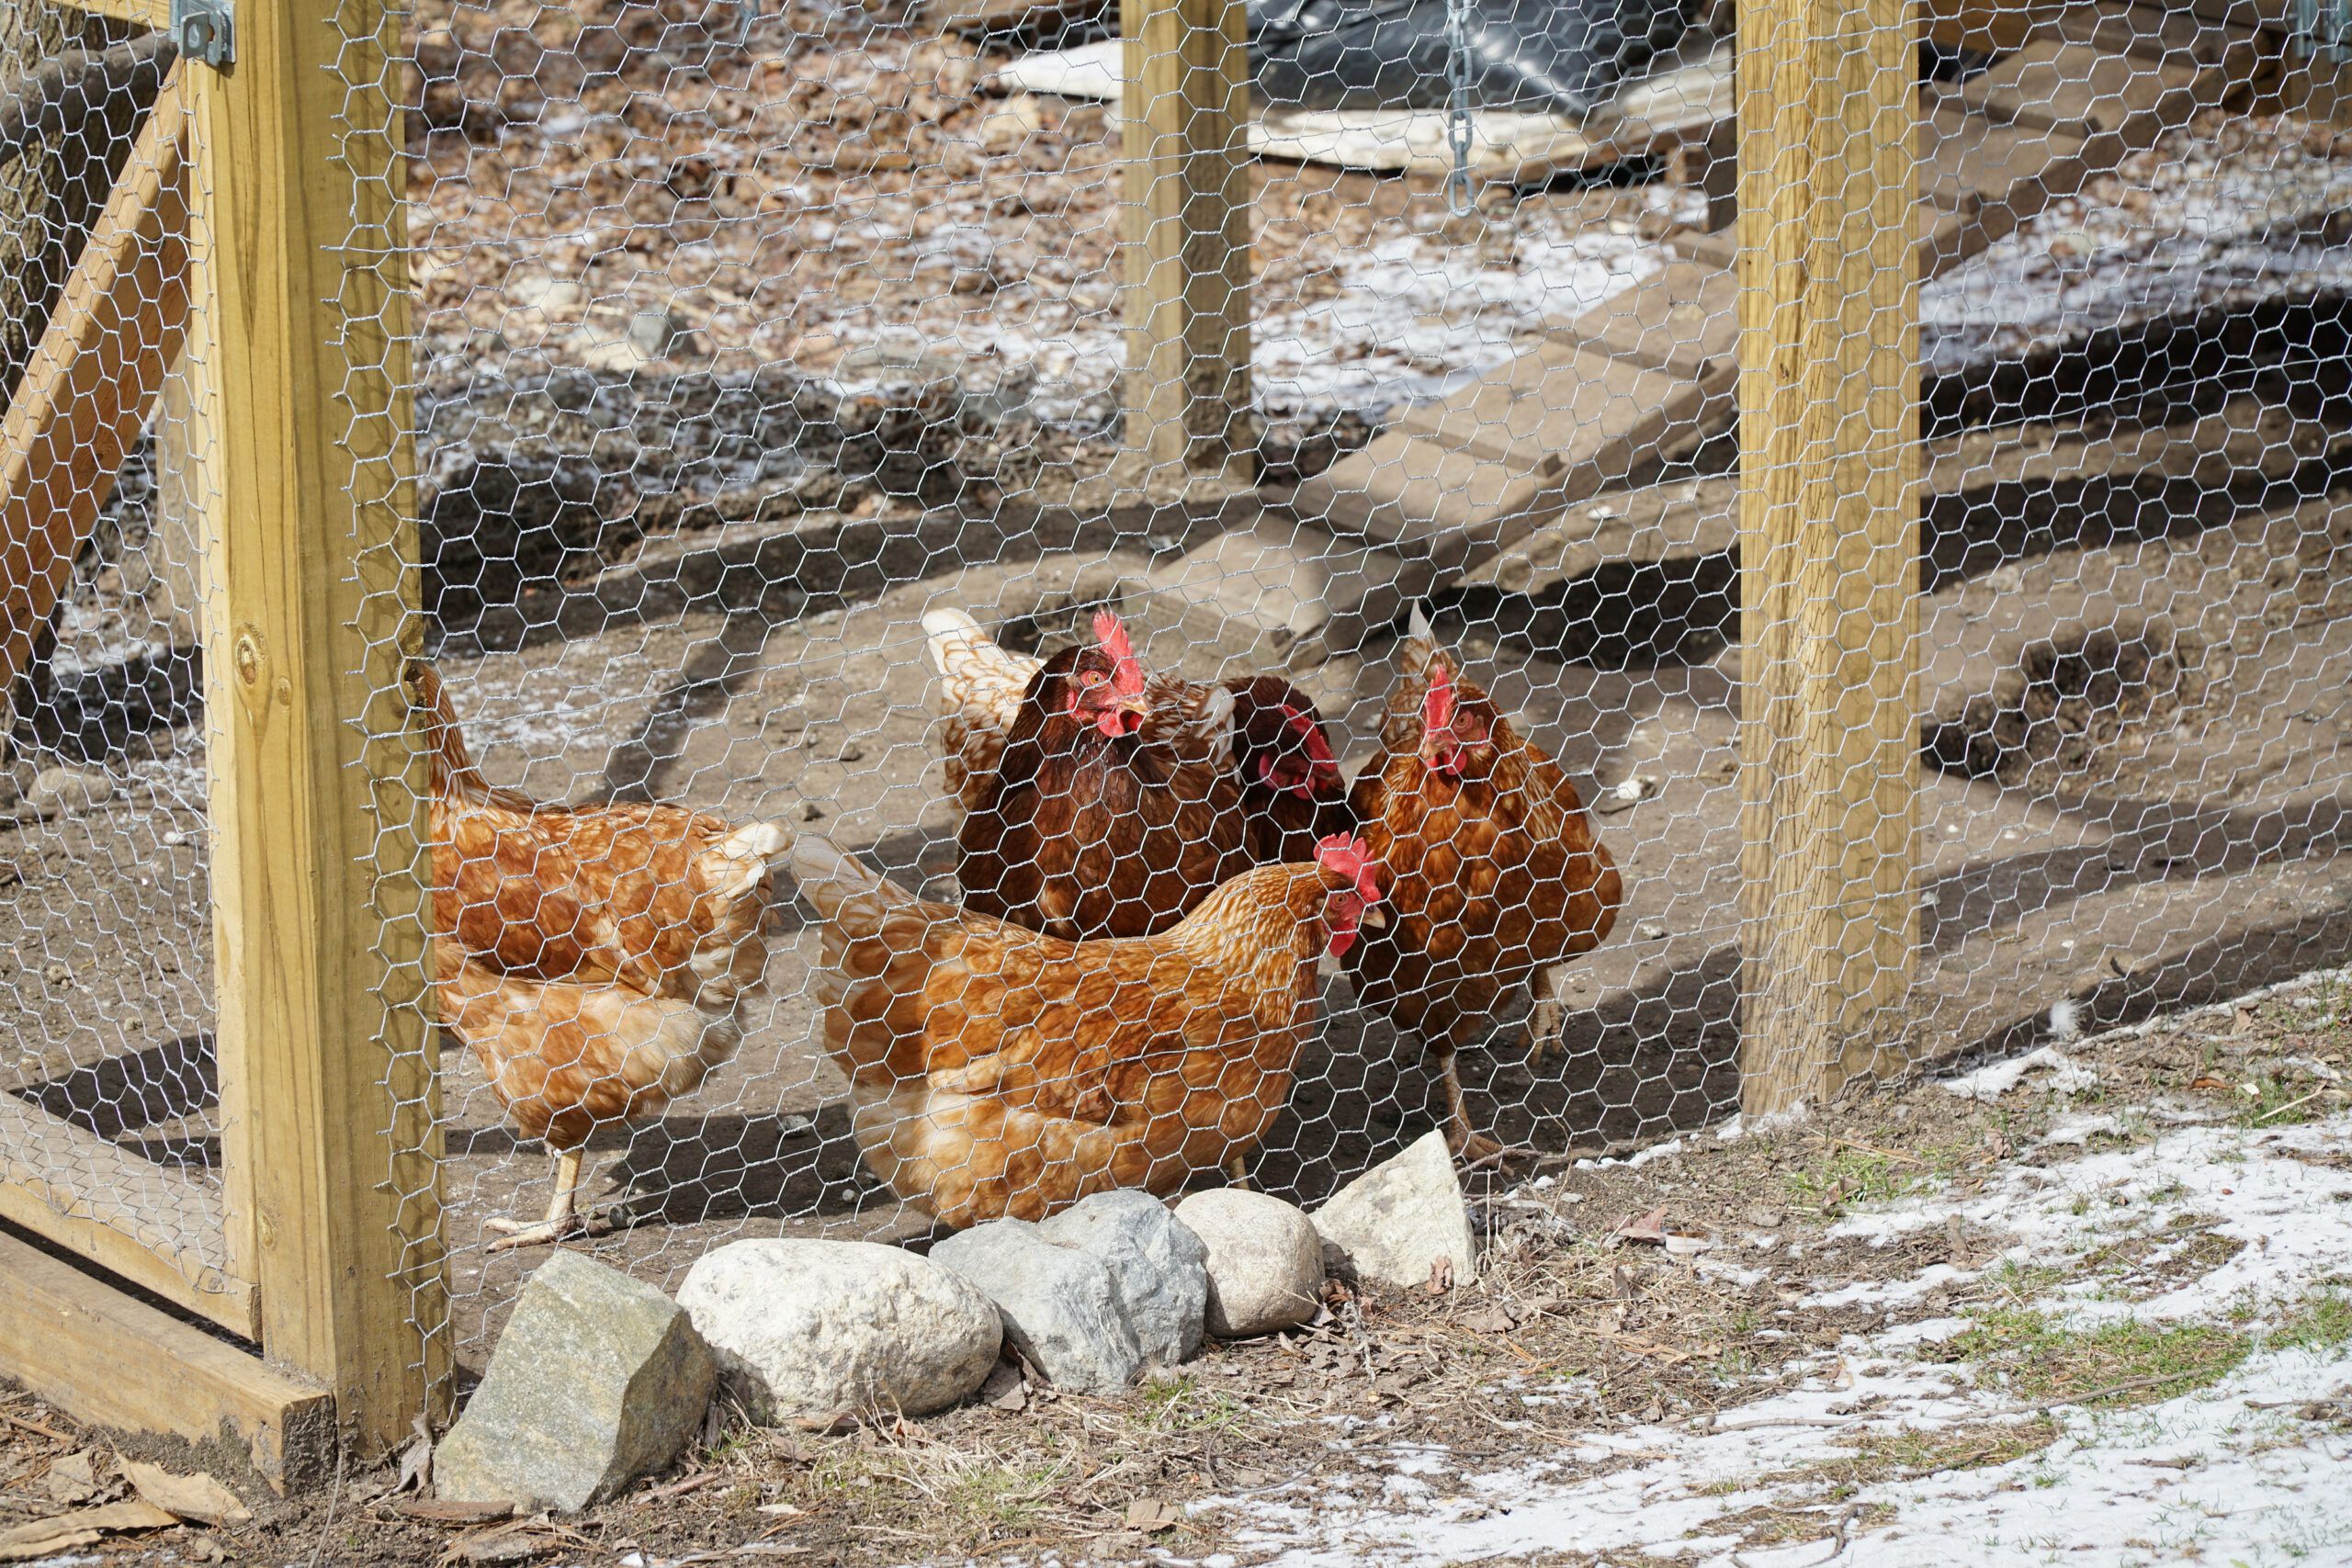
<box><xmin>991</xmin><ymin>33</ymin><xmax>1732</xmax><ymax>182</ymax></box>
<box><xmin>1225</xmin><ymin>8</ymin><xmax>2246</xmax><ymax>668</ymax></box>
<box><xmin>0</xmin><ymin>1091</ymin><xmax>259</xmax><ymax>1338</ymax></box>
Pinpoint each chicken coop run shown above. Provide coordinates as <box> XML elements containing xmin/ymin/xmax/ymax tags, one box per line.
<box><xmin>1</xmin><ymin>0</ymin><xmax>2349</xmax><ymax>1481</ymax></box>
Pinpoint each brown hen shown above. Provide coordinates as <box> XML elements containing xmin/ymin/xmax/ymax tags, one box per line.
<box><xmin>791</xmin><ymin>829</ymin><xmax>1386</xmax><ymax>1227</ymax></box>
<box><xmin>953</xmin><ymin>615</ymin><xmax>1258</xmax><ymax>941</ymax></box>
<box><xmin>1345</xmin><ymin>616</ymin><xmax>1623</xmax><ymax>1162</ymax></box>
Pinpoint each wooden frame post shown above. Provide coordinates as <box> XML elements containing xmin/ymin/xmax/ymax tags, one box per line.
<box><xmin>1122</xmin><ymin>0</ymin><xmax>1252</xmax><ymax>482</ymax></box>
<box><xmin>1736</xmin><ymin>0</ymin><xmax>1921</xmax><ymax>1114</ymax></box>
<box><xmin>187</xmin><ymin>0</ymin><xmax>440</xmax><ymax>1452</ymax></box>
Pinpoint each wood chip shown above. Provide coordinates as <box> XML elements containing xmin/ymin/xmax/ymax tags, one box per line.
<box><xmin>42</xmin><ymin>1450</ymin><xmax>99</xmax><ymax>1506</ymax></box>
<box><xmin>0</xmin><ymin>1499</ymin><xmax>178</xmax><ymax>1561</ymax></box>
<box><xmin>120</xmin><ymin>1459</ymin><xmax>252</xmax><ymax>1528</ymax></box>
<box><xmin>396</xmin><ymin>1498</ymin><xmax>519</xmax><ymax>1526</ymax></box>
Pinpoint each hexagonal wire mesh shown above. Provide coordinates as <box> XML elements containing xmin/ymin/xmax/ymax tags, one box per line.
<box><xmin>5</xmin><ymin>0</ymin><xmax>2351</xmax><ymax>1402</ymax></box>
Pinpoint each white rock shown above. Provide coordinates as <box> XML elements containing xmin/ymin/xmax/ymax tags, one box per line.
<box><xmin>435</xmin><ymin>1250</ymin><xmax>716</xmax><ymax>1513</ymax></box>
<box><xmin>1312</xmin><ymin>1130</ymin><xmax>1480</xmax><ymax>1292</ymax></box>
<box><xmin>1172</xmin><ymin>1190</ymin><xmax>1323</xmax><ymax>1338</ymax></box>
<box><xmin>677</xmin><ymin>1240</ymin><xmax>1000</xmax><ymax>1422</ymax></box>
<box><xmin>930</xmin><ymin>1221</ymin><xmax>1143</xmax><ymax>1394</ymax></box>
<box><xmin>1036</xmin><ymin>1190</ymin><xmax>1208</xmax><ymax>1368</ymax></box>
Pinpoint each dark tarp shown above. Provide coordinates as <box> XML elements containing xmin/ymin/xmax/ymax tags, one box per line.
<box><xmin>1250</xmin><ymin>0</ymin><xmax>1691</xmax><ymax>119</ymax></box>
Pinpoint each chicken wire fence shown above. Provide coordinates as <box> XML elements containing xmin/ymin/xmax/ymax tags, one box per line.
<box><xmin>1</xmin><ymin>0</ymin><xmax>2349</xmax><ymax>1404</ymax></box>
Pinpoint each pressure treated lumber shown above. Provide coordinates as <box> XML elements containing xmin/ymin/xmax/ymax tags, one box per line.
<box><xmin>187</xmin><ymin>0</ymin><xmax>441</xmax><ymax>1452</ymax></box>
<box><xmin>0</xmin><ymin>79</ymin><xmax>187</xmax><ymax>693</ymax></box>
<box><xmin>0</xmin><ymin>1090</ymin><xmax>260</xmax><ymax>1338</ymax></box>
<box><xmin>0</xmin><ymin>1226</ymin><xmax>332</xmax><ymax>1491</ymax></box>
<box><xmin>1122</xmin><ymin>0</ymin><xmax>1251</xmax><ymax>479</ymax></box>
<box><xmin>1735</xmin><ymin>0</ymin><xmax>1920</xmax><ymax>1111</ymax></box>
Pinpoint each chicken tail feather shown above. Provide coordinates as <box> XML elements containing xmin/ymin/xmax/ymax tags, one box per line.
<box><xmin>787</xmin><ymin>831</ymin><xmax>908</xmax><ymax>934</ymax></box>
<box><xmin>409</xmin><ymin>660</ymin><xmax>490</xmax><ymax>799</ymax></box>
<box><xmin>922</xmin><ymin>607</ymin><xmax>1033</xmax><ymax>726</ymax></box>
<box><xmin>699</xmin><ymin>818</ymin><xmax>791</xmax><ymax>900</ymax></box>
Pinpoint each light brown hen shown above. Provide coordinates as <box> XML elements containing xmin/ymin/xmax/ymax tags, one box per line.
<box><xmin>790</xmin><ymin>829</ymin><xmax>1386</xmax><ymax>1228</ymax></box>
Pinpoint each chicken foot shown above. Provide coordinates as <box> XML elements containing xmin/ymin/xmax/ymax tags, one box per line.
<box><xmin>487</xmin><ymin>1146</ymin><xmax>597</xmax><ymax>1252</ymax></box>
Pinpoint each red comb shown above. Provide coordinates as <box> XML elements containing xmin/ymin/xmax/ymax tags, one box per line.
<box><xmin>1091</xmin><ymin>607</ymin><xmax>1145</xmax><ymax>696</ymax></box>
<box><xmin>1315</xmin><ymin>833</ymin><xmax>1383</xmax><ymax>904</ymax></box>
<box><xmin>1281</xmin><ymin>703</ymin><xmax>1337</xmax><ymax>765</ymax></box>
<box><xmin>1423</xmin><ymin>663</ymin><xmax>1456</xmax><ymax>730</ymax></box>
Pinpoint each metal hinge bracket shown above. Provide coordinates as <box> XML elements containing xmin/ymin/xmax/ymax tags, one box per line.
<box><xmin>171</xmin><ymin>0</ymin><xmax>234</xmax><ymax>68</ymax></box>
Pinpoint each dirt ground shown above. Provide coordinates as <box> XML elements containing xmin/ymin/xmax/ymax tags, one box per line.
<box><xmin>5</xmin><ymin>958</ymin><xmax>2346</xmax><ymax>1564</ymax></box>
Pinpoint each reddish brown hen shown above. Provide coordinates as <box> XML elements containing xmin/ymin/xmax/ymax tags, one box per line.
<box><xmin>1345</xmin><ymin>615</ymin><xmax>1623</xmax><ymax>1162</ymax></box>
<box><xmin>923</xmin><ymin>605</ymin><xmax>1355</xmax><ymax>863</ymax></box>
<box><xmin>953</xmin><ymin>614</ymin><xmax>1259</xmax><ymax>941</ymax></box>
<box><xmin>791</xmin><ymin>829</ymin><xmax>1386</xmax><ymax>1227</ymax></box>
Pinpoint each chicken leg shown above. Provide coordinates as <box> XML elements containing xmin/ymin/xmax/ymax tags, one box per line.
<box><xmin>486</xmin><ymin>1146</ymin><xmax>587</xmax><ymax>1251</ymax></box>
<box><xmin>1433</xmin><ymin>1046</ymin><xmax>1535</xmax><ymax>1169</ymax></box>
<box><xmin>1224</xmin><ymin>1153</ymin><xmax>1254</xmax><ymax>1190</ymax></box>
<box><xmin>1524</xmin><ymin>964</ymin><xmax>1571</xmax><ymax>1069</ymax></box>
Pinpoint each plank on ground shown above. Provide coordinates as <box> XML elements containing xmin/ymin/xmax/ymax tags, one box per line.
<box><xmin>0</xmin><ymin>1092</ymin><xmax>259</xmax><ymax>1339</ymax></box>
<box><xmin>0</xmin><ymin>1226</ymin><xmax>331</xmax><ymax>1492</ymax></box>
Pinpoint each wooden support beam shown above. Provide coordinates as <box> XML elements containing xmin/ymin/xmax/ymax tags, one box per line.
<box><xmin>0</xmin><ymin>77</ymin><xmax>187</xmax><ymax>694</ymax></box>
<box><xmin>0</xmin><ymin>1225</ymin><xmax>332</xmax><ymax>1492</ymax></box>
<box><xmin>1736</xmin><ymin>0</ymin><xmax>1921</xmax><ymax>1114</ymax></box>
<box><xmin>1122</xmin><ymin>0</ymin><xmax>1251</xmax><ymax>482</ymax></box>
<box><xmin>187</xmin><ymin>0</ymin><xmax>441</xmax><ymax>1455</ymax></box>
<box><xmin>56</xmin><ymin>0</ymin><xmax>171</xmax><ymax>28</ymax></box>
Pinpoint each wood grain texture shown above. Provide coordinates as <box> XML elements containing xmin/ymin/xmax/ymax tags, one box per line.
<box><xmin>1735</xmin><ymin>0</ymin><xmax>1921</xmax><ymax>1112</ymax></box>
<box><xmin>0</xmin><ymin>79</ymin><xmax>187</xmax><ymax>693</ymax></box>
<box><xmin>0</xmin><ymin>1227</ymin><xmax>333</xmax><ymax>1493</ymax></box>
<box><xmin>187</xmin><ymin>0</ymin><xmax>440</xmax><ymax>1450</ymax></box>
<box><xmin>0</xmin><ymin>1092</ymin><xmax>260</xmax><ymax>1339</ymax></box>
<box><xmin>1121</xmin><ymin>0</ymin><xmax>1250</xmax><ymax>478</ymax></box>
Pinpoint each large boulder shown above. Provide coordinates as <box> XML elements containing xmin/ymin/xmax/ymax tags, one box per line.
<box><xmin>435</xmin><ymin>1250</ymin><xmax>716</xmax><ymax>1513</ymax></box>
<box><xmin>930</xmin><ymin>1221</ymin><xmax>1143</xmax><ymax>1394</ymax></box>
<box><xmin>1312</xmin><ymin>1130</ymin><xmax>1480</xmax><ymax>1292</ymax></box>
<box><xmin>677</xmin><ymin>1240</ymin><xmax>1001</xmax><ymax>1422</ymax></box>
<box><xmin>1037</xmin><ymin>1190</ymin><xmax>1209</xmax><ymax>1368</ymax></box>
<box><xmin>1172</xmin><ymin>1190</ymin><xmax>1324</xmax><ymax>1338</ymax></box>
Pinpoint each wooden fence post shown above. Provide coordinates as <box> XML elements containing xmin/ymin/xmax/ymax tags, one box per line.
<box><xmin>187</xmin><ymin>0</ymin><xmax>440</xmax><ymax>1452</ymax></box>
<box><xmin>1122</xmin><ymin>0</ymin><xmax>1252</xmax><ymax>482</ymax></box>
<box><xmin>1736</xmin><ymin>0</ymin><xmax>1922</xmax><ymax>1114</ymax></box>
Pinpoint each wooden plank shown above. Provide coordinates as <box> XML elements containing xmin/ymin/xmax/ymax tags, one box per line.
<box><xmin>0</xmin><ymin>1226</ymin><xmax>332</xmax><ymax>1492</ymax></box>
<box><xmin>1736</xmin><ymin>0</ymin><xmax>1920</xmax><ymax>1112</ymax></box>
<box><xmin>0</xmin><ymin>80</ymin><xmax>187</xmax><ymax>694</ymax></box>
<box><xmin>1122</xmin><ymin>0</ymin><xmax>1251</xmax><ymax>479</ymax></box>
<box><xmin>1565</xmin><ymin>260</ymin><xmax>1740</xmax><ymax>379</ymax></box>
<box><xmin>187</xmin><ymin>0</ymin><xmax>442</xmax><ymax>1454</ymax></box>
<box><xmin>1919</xmin><ymin>0</ymin><xmax>2070</xmax><ymax>52</ymax></box>
<box><xmin>0</xmin><ymin>1093</ymin><xmax>259</xmax><ymax>1339</ymax></box>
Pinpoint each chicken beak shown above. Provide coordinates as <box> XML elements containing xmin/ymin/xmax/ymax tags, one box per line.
<box><xmin>1362</xmin><ymin>905</ymin><xmax>1389</xmax><ymax>930</ymax></box>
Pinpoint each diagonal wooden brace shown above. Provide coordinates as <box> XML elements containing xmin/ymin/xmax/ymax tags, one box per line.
<box><xmin>0</xmin><ymin>71</ymin><xmax>187</xmax><ymax>696</ymax></box>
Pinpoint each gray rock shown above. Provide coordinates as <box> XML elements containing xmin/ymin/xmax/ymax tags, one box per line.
<box><xmin>931</xmin><ymin>1221</ymin><xmax>1143</xmax><ymax>1394</ymax></box>
<box><xmin>1312</xmin><ymin>1130</ymin><xmax>1480</xmax><ymax>1292</ymax></box>
<box><xmin>28</xmin><ymin>766</ymin><xmax>114</xmax><ymax>818</ymax></box>
<box><xmin>1036</xmin><ymin>1190</ymin><xmax>1208</xmax><ymax>1368</ymax></box>
<box><xmin>435</xmin><ymin>1250</ymin><xmax>716</xmax><ymax>1513</ymax></box>
<box><xmin>677</xmin><ymin>1240</ymin><xmax>1000</xmax><ymax>1422</ymax></box>
<box><xmin>1172</xmin><ymin>1190</ymin><xmax>1323</xmax><ymax>1338</ymax></box>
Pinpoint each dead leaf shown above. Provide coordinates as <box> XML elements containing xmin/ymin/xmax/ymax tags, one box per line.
<box><xmin>979</xmin><ymin>1359</ymin><xmax>1028</xmax><ymax>1412</ymax></box>
<box><xmin>0</xmin><ymin>1500</ymin><xmax>178</xmax><ymax>1561</ymax></box>
<box><xmin>1423</xmin><ymin>1256</ymin><xmax>1454</xmax><ymax>1295</ymax></box>
<box><xmin>120</xmin><ymin>1459</ymin><xmax>253</xmax><ymax>1528</ymax></box>
<box><xmin>755</xmin><ymin>1502</ymin><xmax>806</xmax><ymax>1518</ymax></box>
<box><xmin>2190</xmin><ymin>1075</ymin><xmax>2233</xmax><ymax>1091</ymax></box>
<box><xmin>1457</xmin><ymin>1304</ymin><xmax>1516</xmax><ymax>1334</ymax></box>
<box><xmin>1124</xmin><ymin>1498</ymin><xmax>1182</xmax><ymax>1532</ymax></box>
<box><xmin>2234</xmin><ymin>1006</ymin><xmax>2256</xmax><ymax>1034</ymax></box>
<box><xmin>394</xmin><ymin>1413</ymin><xmax>435</xmax><ymax>1497</ymax></box>
<box><xmin>1611</xmin><ymin>1207</ymin><xmax>1668</xmax><ymax>1247</ymax></box>
<box><xmin>43</xmin><ymin>1450</ymin><xmax>99</xmax><ymax>1506</ymax></box>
